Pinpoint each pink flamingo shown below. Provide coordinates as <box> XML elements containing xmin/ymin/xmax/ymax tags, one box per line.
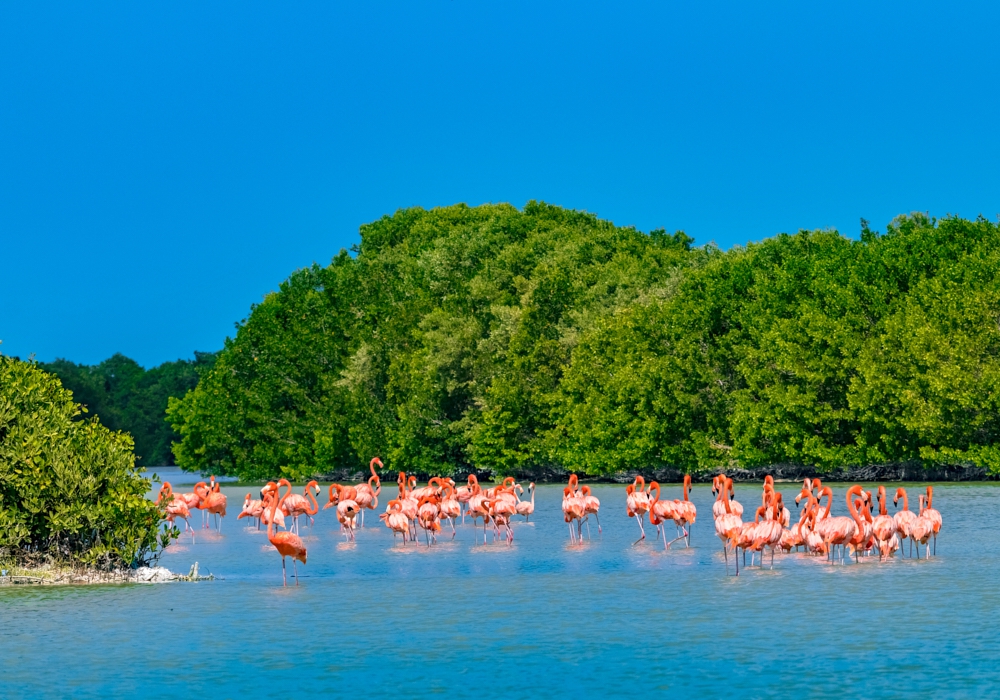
<box><xmin>626</xmin><ymin>476</ymin><xmax>652</xmax><ymax>544</ymax></box>
<box><xmin>264</xmin><ymin>480</ymin><xmax>307</xmax><ymax>586</ymax></box>
<box><xmin>872</xmin><ymin>486</ymin><xmax>898</xmax><ymax>561</ymax></box>
<box><xmin>712</xmin><ymin>475</ymin><xmax>744</xmax><ymax>519</ymax></box>
<box><xmin>822</xmin><ymin>485</ymin><xmax>865</xmax><ymax>564</ymax></box>
<box><xmin>323</xmin><ymin>484</ymin><xmax>361</xmax><ymax>540</ymax></box>
<box><xmin>416</xmin><ymin>494</ymin><xmax>443</xmax><ymax>546</ymax></box>
<box><xmin>352</xmin><ymin>458</ymin><xmax>383</xmax><ymax>527</ymax></box>
<box><xmin>675</xmin><ymin>474</ymin><xmax>697</xmax><ymax>545</ymax></box>
<box><xmin>923</xmin><ymin>485</ymin><xmax>942</xmax><ymax>555</ymax></box>
<box><xmin>236</xmin><ymin>493</ymin><xmax>266</xmax><ymax>529</ymax></box>
<box><xmin>848</xmin><ymin>493</ymin><xmax>874</xmax><ymax>562</ymax></box>
<box><xmin>579</xmin><ymin>485</ymin><xmax>602</xmax><ymax>538</ymax></box>
<box><xmin>157</xmin><ymin>483</ymin><xmax>193</xmax><ymax>538</ymax></box>
<box><xmin>893</xmin><ymin>488</ymin><xmax>917</xmax><ymax>557</ymax></box>
<box><xmin>456</xmin><ymin>475</ymin><xmax>478</xmax><ymax>523</ymax></box>
<box><xmin>909</xmin><ymin>495</ymin><xmax>934</xmax><ymax>559</ymax></box>
<box><xmin>438</xmin><ymin>483</ymin><xmax>461</xmax><ymax>537</ymax></box>
<box><xmin>648</xmin><ymin>481</ymin><xmax>671</xmax><ymax>549</ymax></box>
<box><xmin>714</xmin><ymin>477</ymin><xmax>743</xmax><ymax>575</ymax></box>
<box><xmin>562</xmin><ymin>486</ymin><xmax>586</xmax><ymax>543</ymax></box>
<box><xmin>515</xmin><ymin>482</ymin><xmax>536</xmax><ymax>521</ymax></box>
<box><xmin>195</xmin><ymin>480</ymin><xmax>227</xmax><ymax>533</ymax></box>
<box><xmin>750</xmin><ymin>492</ymin><xmax>785</xmax><ymax>568</ymax></box>
<box><xmin>281</xmin><ymin>481</ymin><xmax>321</xmax><ymax>534</ymax></box>
<box><xmin>380</xmin><ymin>498</ymin><xmax>411</xmax><ymax>543</ymax></box>
<box><xmin>258</xmin><ymin>483</ymin><xmax>287</xmax><ymax>530</ymax></box>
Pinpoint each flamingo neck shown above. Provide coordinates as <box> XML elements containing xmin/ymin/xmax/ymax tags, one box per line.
<box><xmin>846</xmin><ymin>487</ymin><xmax>863</xmax><ymax>528</ymax></box>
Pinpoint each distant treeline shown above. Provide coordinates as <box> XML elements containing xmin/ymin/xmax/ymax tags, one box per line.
<box><xmin>165</xmin><ymin>203</ymin><xmax>1000</xmax><ymax>481</ymax></box>
<box><xmin>42</xmin><ymin>352</ymin><xmax>217</xmax><ymax>466</ymax></box>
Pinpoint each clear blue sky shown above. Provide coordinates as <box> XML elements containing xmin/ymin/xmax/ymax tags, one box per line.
<box><xmin>2</xmin><ymin>2</ymin><xmax>998</xmax><ymax>368</ymax></box>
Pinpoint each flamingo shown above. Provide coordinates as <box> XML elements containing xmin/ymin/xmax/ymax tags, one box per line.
<box><xmin>923</xmin><ymin>485</ymin><xmax>943</xmax><ymax>555</ymax></box>
<box><xmin>675</xmin><ymin>474</ymin><xmax>697</xmax><ymax>545</ymax></box>
<box><xmin>893</xmin><ymin>488</ymin><xmax>917</xmax><ymax>557</ymax></box>
<box><xmin>416</xmin><ymin>494</ymin><xmax>443</xmax><ymax>546</ymax></box>
<box><xmin>802</xmin><ymin>503</ymin><xmax>827</xmax><ymax>556</ymax></box>
<box><xmin>626</xmin><ymin>476</ymin><xmax>652</xmax><ymax>544</ymax></box>
<box><xmin>467</xmin><ymin>482</ymin><xmax>490</xmax><ymax>537</ymax></box>
<box><xmin>486</xmin><ymin>496</ymin><xmax>515</xmax><ymax>545</ymax></box>
<box><xmin>762</xmin><ymin>476</ymin><xmax>791</xmax><ymax>527</ymax></box>
<box><xmin>324</xmin><ymin>484</ymin><xmax>361</xmax><ymax>541</ymax></box>
<box><xmin>258</xmin><ymin>483</ymin><xmax>287</xmax><ymax>530</ymax></box>
<box><xmin>236</xmin><ymin>493</ymin><xmax>266</xmax><ymax>529</ymax></box>
<box><xmin>579</xmin><ymin>485</ymin><xmax>602</xmax><ymax>537</ymax></box>
<box><xmin>352</xmin><ymin>458</ymin><xmax>383</xmax><ymax>527</ymax></box>
<box><xmin>714</xmin><ymin>477</ymin><xmax>743</xmax><ymax>575</ymax></box>
<box><xmin>380</xmin><ymin>499</ymin><xmax>411</xmax><ymax>543</ymax></box>
<box><xmin>157</xmin><ymin>483</ymin><xmax>193</xmax><ymax>537</ymax></box>
<box><xmin>562</xmin><ymin>486</ymin><xmax>586</xmax><ymax>543</ymax></box>
<box><xmin>750</xmin><ymin>492</ymin><xmax>784</xmax><ymax>568</ymax></box>
<box><xmin>515</xmin><ymin>482</ymin><xmax>536</xmax><ymax>522</ymax></box>
<box><xmin>819</xmin><ymin>485</ymin><xmax>864</xmax><ymax>564</ymax></box>
<box><xmin>872</xmin><ymin>486</ymin><xmax>898</xmax><ymax>561</ymax></box>
<box><xmin>196</xmin><ymin>480</ymin><xmax>227</xmax><ymax>533</ymax></box>
<box><xmin>648</xmin><ymin>481</ymin><xmax>671</xmax><ymax>549</ymax></box>
<box><xmin>712</xmin><ymin>475</ymin><xmax>744</xmax><ymax>519</ymax></box>
<box><xmin>848</xmin><ymin>493</ymin><xmax>874</xmax><ymax>562</ymax></box>
<box><xmin>910</xmin><ymin>495</ymin><xmax>935</xmax><ymax>559</ymax></box>
<box><xmin>264</xmin><ymin>480</ymin><xmax>307</xmax><ymax>586</ymax></box>
<box><xmin>492</xmin><ymin>488</ymin><xmax>517</xmax><ymax>544</ymax></box>
<box><xmin>281</xmin><ymin>481</ymin><xmax>321</xmax><ymax>534</ymax></box>
<box><xmin>456</xmin><ymin>475</ymin><xmax>478</xmax><ymax>522</ymax></box>
<box><xmin>438</xmin><ymin>483</ymin><xmax>461</xmax><ymax>537</ymax></box>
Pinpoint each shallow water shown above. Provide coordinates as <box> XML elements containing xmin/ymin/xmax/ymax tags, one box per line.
<box><xmin>1</xmin><ymin>476</ymin><xmax>996</xmax><ymax>698</ymax></box>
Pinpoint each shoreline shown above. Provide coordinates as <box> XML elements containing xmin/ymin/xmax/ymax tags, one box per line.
<box><xmin>314</xmin><ymin>461</ymin><xmax>997</xmax><ymax>485</ymax></box>
<box><xmin>0</xmin><ymin>561</ymin><xmax>215</xmax><ymax>587</ymax></box>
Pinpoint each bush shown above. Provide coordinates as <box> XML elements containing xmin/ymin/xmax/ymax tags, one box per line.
<box><xmin>0</xmin><ymin>356</ymin><xmax>174</xmax><ymax>569</ymax></box>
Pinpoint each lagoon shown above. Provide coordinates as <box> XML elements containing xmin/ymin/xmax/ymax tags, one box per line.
<box><xmin>2</xmin><ymin>473</ymin><xmax>997</xmax><ymax>698</ymax></box>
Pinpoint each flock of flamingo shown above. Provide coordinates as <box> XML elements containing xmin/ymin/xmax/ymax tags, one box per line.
<box><xmin>155</xmin><ymin>459</ymin><xmax>945</xmax><ymax>585</ymax></box>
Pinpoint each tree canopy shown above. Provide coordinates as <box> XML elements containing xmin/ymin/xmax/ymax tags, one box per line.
<box><xmin>167</xmin><ymin>204</ymin><xmax>1000</xmax><ymax>479</ymax></box>
<box><xmin>42</xmin><ymin>352</ymin><xmax>217</xmax><ymax>466</ymax></box>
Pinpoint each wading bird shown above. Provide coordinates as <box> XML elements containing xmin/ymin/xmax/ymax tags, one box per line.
<box><xmin>264</xmin><ymin>480</ymin><xmax>307</xmax><ymax>586</ymax></box>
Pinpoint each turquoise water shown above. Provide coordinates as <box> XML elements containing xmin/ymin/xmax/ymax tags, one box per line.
<box><xmin>1</xmin><ymin>474</ymin><xmax>996</xmax><ymax>698</ymax></box>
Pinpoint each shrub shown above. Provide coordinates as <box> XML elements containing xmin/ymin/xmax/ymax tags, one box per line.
<box><xmin>0</xmin><ymin>355</ymin><xmax>174</xmax><ymax>569</ymax></box>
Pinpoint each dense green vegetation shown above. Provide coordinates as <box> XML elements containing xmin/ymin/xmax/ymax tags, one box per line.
<box><xmin>42</xmin><ymin>352</ymin><xmax>217</xmax><ymax>466</ymax></box>
<box><xmin>168</xmin><ymin>203</ymin><xmax>1000</xmax><ymax>480</ymax></box>
<box><xmin>0</xmin><ymin>356</ymin><xmax>173</xmax><ymax>569</ymax></box>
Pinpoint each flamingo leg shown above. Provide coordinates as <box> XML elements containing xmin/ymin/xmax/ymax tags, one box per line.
<box><xmin>292</xmin><ymin>558</ymin><xmax>299</xmax><ymax>586</ymax></box>
<box><xmin>281</xmin><ymin>556</ymin><xmax>287</xmax><ymax>586</ymax></box>
<box><xmin>723</xmin><ymin>542</ymin><xmax>729</xmax><ymax>575</ymax></box>
<box><xmin>585</xmin><ymin>518</ymin><xmax>592</xmax><ymax>540</ymax></box>
<box><xmin>568</xmin><ymin>521</ymin><xmax>576</xmax><ymax>543</ymax></box>
<box><xmin>594</xmin><ymin>513</ymin><xmax>601</xmax><ymax>534</ymax></box>
<box><xmin>633</xmin><ymin>516</ymin><xmax>646</xmax><ymax>545</ymax></box>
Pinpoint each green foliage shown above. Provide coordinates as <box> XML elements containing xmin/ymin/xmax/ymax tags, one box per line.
<box><xmin>169</xmin><ymin>202</ymin><xmax>700</xmax><ymax>479</ymax></box>
<box><xmin>168</xmin><ymin>204</ymin><xmax>1000</xmax><ymax>478</ymax></box>
<box><xmin>555</xmin><ymin>213</ymin><xmax>1000</xmax><ymax>474</ymax></box>
<box><xmin>0</xmin><ymin>356</ymin><xmax>174</xmax><ymax>569</ymax></box>
<box><xmin>42</xmin><ymin>352</ymin><xmax>216</xmax><ymax>466</ymax></box>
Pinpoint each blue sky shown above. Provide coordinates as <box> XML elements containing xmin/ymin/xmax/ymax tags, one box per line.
<box><xmin>2</xmin><ymin>2</ymin><xmax>998</xmax><ymax>367</ymax></box>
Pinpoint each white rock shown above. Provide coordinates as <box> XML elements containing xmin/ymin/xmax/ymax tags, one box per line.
<box><xmin>134</xmin><ymin>566</ymin><xmax>174</xmax><ymax>582</ymax></box>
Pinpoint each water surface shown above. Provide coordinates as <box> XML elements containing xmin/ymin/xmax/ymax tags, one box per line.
<box><xmin>1</xmin><ymin>476</ymin><xmax>995</xmax><ymax>698</ymax></box>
